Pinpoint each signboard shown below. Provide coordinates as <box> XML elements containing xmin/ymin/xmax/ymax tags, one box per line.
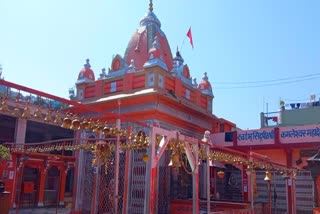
<box><xmin>280</xmin><ymin>124</ymin><xmax>320</xmax><ymax>144</ymax></box>
<box><xmin>237</xmin><ymin>128</ymin><xmax>275</xmax><ymax>146</ymax></box>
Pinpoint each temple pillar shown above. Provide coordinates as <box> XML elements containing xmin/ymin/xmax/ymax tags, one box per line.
<box><xmin>286</xmin><ymin>149</ymin><xmax>295</xmax><ymax>214</ymax></box>
<box><xmin>145</xmin><ymin>128</ymin><xmax>155</xmax><ymax>214</ymax></box>
<box><xmin>242</xmin><ymin>165</ymin><xmax>249</xmax><ymax>202</ymax></box>
<box><xmin>192</xmin><ymin>143</ymin><xmax>199</xmax><ymax>214</ymax></box>
<box><xmin>72</xmin><ymin>130</ymin><xmax>87</xmax><ymax>214</ymax></box>
<box><xmin>13</xmin><ymin>157</ymin><xmax>26</xmax><ymax>208</ymax></box>
<box><xmin>199</xmin><ymin>163</ymin><xmax>206</xmax><ymax>199</ymax></box>
<box><xmin>12</xmin><ymin>118</ymin><xmax>27</xmax><ymax>208</ymax></box>
<box><xmin>12</xmin><ymin>166</ymin><xmax>21</xmax><ymax>208</ymax></box>
<box><xmin>37</xmin><ymin>169</ymin><xmax>47</xmax><ymax>207</ymax></box>
<box><xmin>59</xmin><ymin>167</ymin><xmax>67</xmax><ymax>206</ymax></box>
<box><xmin>122</xmin><ymin>133</ymin><xmax>131</xmax><ymax>214</ymax></box>
<box><xmin>114</xmin><ymin>118</ymin><xmax>121</xmax><ymax>214</ymax></box>
<box><xmin>285</xmin><ymin>177</ymin><xmax>296</xmax><ymax>214</ymax></box>
<box><xmin>14</xmin><ymin>118</ymin><xmax>27</xmax><ymax>144</ymax></box>
<box><xmin>90</xmin><ymin>165</ymin><xmax>99</xmax><ymax>214</ymax></box>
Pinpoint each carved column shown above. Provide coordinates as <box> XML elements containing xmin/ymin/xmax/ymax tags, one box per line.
<box><xmin>191</xmin><ymin>142</ymin><xmax>199</xmax><ymax>214</ymax></box>
<box><xmin>13</xmin><ymin>118</ymin><xmax>27</xmax><ymax>208</ymax></box>
<box><xmin>12</xmin><ymin>158</ymin><xmax>24</xmax><ymax>208</ymax></box>
<box><xmin>72</xmin><ymin>130</ymin><xmax>87</xmax><ymax>214</ymax></box>
<box><xmin>58</xmin><ymin>166</ymin><xmax>68</xmax><ymax>206</ymax></box>
<box><xmin>38</xmin><ymin>162</ymin><xmax>49</xmax><ymax>207</ymax></box>
<box><xmin>14</xmin><ymin>118</ymin><xmax>27</xmax><ymax>144</ymax></box>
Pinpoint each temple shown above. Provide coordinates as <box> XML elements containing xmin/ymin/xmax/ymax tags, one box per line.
<box><xmin>0</xmin><ymin>1</ymin><xmax>318</xmax><ymax>214</ymax></box>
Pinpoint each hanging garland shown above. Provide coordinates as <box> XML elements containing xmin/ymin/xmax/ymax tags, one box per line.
<box><xmin>92</xmin><ymin>142</ymin><xmax>114</xmax><ymax>173</ymax></box>
<box><xmin>0</xmin><ymin>145</ymin><xmax>10</xmax><ymax>160</ymax></box>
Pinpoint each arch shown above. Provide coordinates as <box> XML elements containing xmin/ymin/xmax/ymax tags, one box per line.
<box><xmin>183</xmin><ymin>65</ymin><xmax>190</xmax><ymax>79</ymax></box>
<box><xmin>111</xmin><ymin>55</ymin><xmax>124</xmax><ymax>71</ymax></box>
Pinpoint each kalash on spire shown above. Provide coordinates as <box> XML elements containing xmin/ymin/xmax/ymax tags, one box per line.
<box><xmin>149</xmin><ymin>0</ymin><xmax>153</xmax><ymax>12</ymax></box>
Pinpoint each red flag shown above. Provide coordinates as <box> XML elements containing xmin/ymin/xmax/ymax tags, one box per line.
<box><xmin>186</xmin><ymin>27</ymin><xmax>194</xmax><ymax>49</ymax></box>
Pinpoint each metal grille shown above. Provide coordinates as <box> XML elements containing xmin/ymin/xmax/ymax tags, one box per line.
<box><xmin>295</xmin><ymin>171</ymin><xmax>313</xmax><ymax>214</ymax></box>
<box><xmin>128</xmin><ymin>149</ymin><xmax>147</xmax><ymax>214</ymax></box>
<box><xmin>271</xmin><ymin>172</ymin><xmax>287</xmax><ymax>213</ymax></box>
<box><xmin>171</xmin><ymin>163</ymin><xmax>193</xmax><ymax>200</ymax></box>
<box><xmin>81</xmin><ymin>151</ymin><xmax>94</xmax><ymax>213</ymax></box>
<box><xmin>118</xmin><ymin>151</ymin><xmax>126</xmax><ymax>212</ymax></box>
<box><xmin>254</xmin><ymin>170</ymin><xmax>313</xmax><ymax>213</ymax></box>
<box><xmin>97</xmin><ymin>148</ymin><xmax>126</xmax><ymax>214</ymax></box>
<box><xmin>255</xmin><ymin>170</ymin><xmax>292</xmax><ymax>214</ymax></box>
<box><xmin>98</xmin><ymin>151</ymin><xmax>115</xmax><ymax>214</ymax></box>
<box><xmin>157</xmin><ymin>150</ymin><xmax>170</xmax><ymax>214</ymax></box>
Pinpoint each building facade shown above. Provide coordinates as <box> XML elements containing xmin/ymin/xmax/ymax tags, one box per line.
<box><xmin>0</xmin><ymin>2</ymin><xmax>240</xmax><ymax>213</ymax></box>
<box><xmin>212</xmin><ymin>100</ymin><xmax>320</xmax><ymax>213</ymax></box>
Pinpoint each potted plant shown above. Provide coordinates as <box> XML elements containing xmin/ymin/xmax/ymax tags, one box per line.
<box><xmin>280</xmin><ymin>100</ymin><xmax>285</xmax><ymax>106</ymax></box>
<box><xmin>279</xmin><ymin>100</ymin><xmax>285</xmax><ymax>111</ymax></box>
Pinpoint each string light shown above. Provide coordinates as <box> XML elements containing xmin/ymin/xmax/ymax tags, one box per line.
<box><xmin>0</xmin><ymin>92</ymin><xmax>297</xmax><ymax>177</ymax></box>
<box><xmin>165</xmin><ymin>138</ymin><xmax>298</xmax><ymax>178</ymax></box>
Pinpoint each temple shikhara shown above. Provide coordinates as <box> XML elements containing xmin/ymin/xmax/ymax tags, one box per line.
<box><xmin>0</xmin><ymin>1</ymin><xmax>319</xmax><ymax>214</ymax></box>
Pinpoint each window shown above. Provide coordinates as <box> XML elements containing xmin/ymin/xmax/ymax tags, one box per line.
<box><xmin>158</xmin><ymin>74</ymin><xmax>164</xmax><ymax>88</ymax></box>
<box><xmin>186</xmin><ymin>89</ymin><xmax>190</xmax><ymax>100</ymax></box>
<box><xmin>111</xmin><ymin>82</ymin><xmax>117</xmax><ymax>92</ymax></box>
<box><xmin>225</xmin><ymin>131</ymin><xmax>234</xmax><ymax>142</ymax></box>
<box><xmin>148</xmin><ymin>73</ymin><xmax>155</xmax><ymax>87</ymax></box>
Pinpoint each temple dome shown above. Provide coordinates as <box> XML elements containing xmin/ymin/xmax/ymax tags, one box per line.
<box><xmin>77</xmin><ymin>59</ymin><xmax>95</xmax><ymax>84</ymax></box>
<box><xmin>198</xmin><ymin>72</ymin><xmax>214</xmax><ymax>97</ymax></box>
<box><xmin>124</xmin><ymin>3</ymin><xmax>173</xmax><ymax>71</ymax></box>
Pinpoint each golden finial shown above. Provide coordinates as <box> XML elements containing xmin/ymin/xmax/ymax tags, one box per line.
<box><xmin>149</xmin><ymin>0</ymin><xmax>153</xmax><ymax>12</ymax></box>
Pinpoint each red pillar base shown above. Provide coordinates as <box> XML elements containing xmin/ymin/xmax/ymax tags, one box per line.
<box><xmin>314</xmin><ymin>208</ymin><xmax>320</xmax><ymax>214</ymax></box>
<box><xmin>70</xmin><ymin>210</ymin><xmax>82</xmax><ymax>214</ymax></box>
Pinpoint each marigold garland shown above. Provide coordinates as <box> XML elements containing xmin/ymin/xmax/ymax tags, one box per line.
<box><xmin>0</xmin><ymin>145</ymin><xmax>10</xmax><ymax>160</ymax></box>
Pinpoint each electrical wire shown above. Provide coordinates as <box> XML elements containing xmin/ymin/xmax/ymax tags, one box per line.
<box><xmin>214</xmin><ymin>76</ymin><xmax>320</xmax><ymax>89</ymax></box>
<box><xmin>213</xmin><ymin>73</ymin><xmax>320</xmax><ymax>85</ymax></box>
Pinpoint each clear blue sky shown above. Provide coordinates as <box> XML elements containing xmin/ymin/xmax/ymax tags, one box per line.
<box><xmin>0</xmin><ymin>0</ymin><xmax>319</xmax><ymax>129</ymax></box>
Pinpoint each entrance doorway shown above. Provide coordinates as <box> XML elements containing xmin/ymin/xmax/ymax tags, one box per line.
<box><xmin>19</xmin><ymin>167</ymin><xmax>39</xmax><ymax>208</ymax></box>
<box><xmin>44</xmin><ymin>166</ymin><xmax>60</xmax><ymax>206</ymax></box>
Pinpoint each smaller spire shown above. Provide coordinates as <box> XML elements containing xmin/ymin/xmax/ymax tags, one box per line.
<box><xmin>173</xmin><ymin>46</ymin><xmax>184</xmax><ymax>64</ymax></box>
<box><xmin>99</xmin><ymin>68</ymin><xmax>107</xmax><ymax>79</ymax></box>
<box><xmin>84</xmin><ymin>59</ymin><xmax>91</xmax><ymax>69</ymax></box>
<box><xmin>175</xmin><ymin>47</ymin><xmax>182</xmax><ymax>58</ymax></box>
<box><xmin>193</xmin><ymin>78</ymin><xmax>198</xmax><ymax>88</ymax></box>
<box><xmin>202</xmin><ymin>72</ymin><xmax>208</xmax><ymax>81</ymax></box>
<box><xmin>149</xmin><ymin>0</ymin><xmax>153</xmax><ymax>12</ymax></box>
<box><xmin>128</xmin><ymin>59</ymin><xmax>136</xmax><ymax>72</ymax></box>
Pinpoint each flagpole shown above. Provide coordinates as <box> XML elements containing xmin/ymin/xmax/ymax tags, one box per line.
<box><xmin>181</xmin><ymin>26</ymin><xmax>193</xmax><ymax>52</ymax></box>
<box><xmin>180</xmin><ymin>35</ymin><xmax>187</xmax><ymax>53</ymax></box>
